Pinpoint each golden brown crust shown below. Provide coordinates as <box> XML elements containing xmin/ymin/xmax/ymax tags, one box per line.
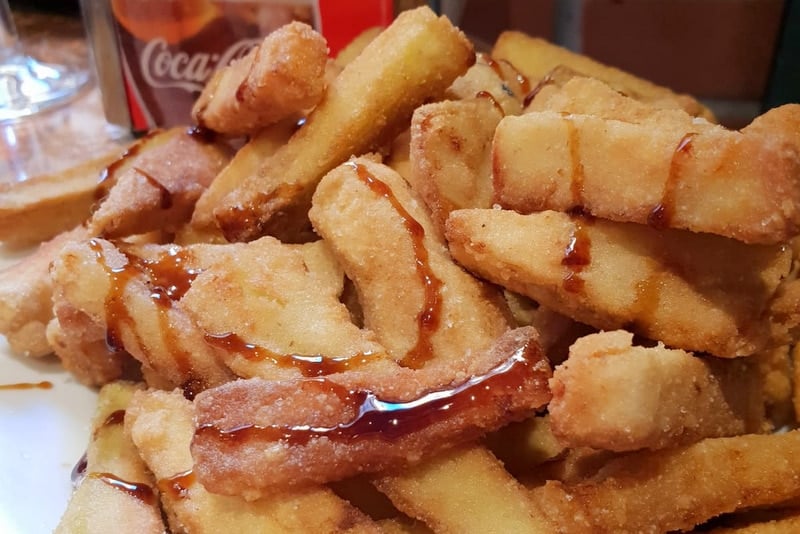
<box><xmin>408</xmin><ymin>99</ymin><xmax>501</xmax><ymax>233</ymax></box>
<box><xmin>0</xmin><ymin>151</ymin><xmax>119</xmax><ymax>246</ymax></box>
<box><xmin>55</xmin><ymin>382</ymin><xmax>165</xmax><ymax>534</ymax></box>
<box><xmin>50</xmin><ymin>238</ymin><xmax>235</xmax><ymax>391</ymax></box>
<box><xmin>126</xmin><ymin>388</ymin><xmax>380</xmax><ymax>532</ymax></box>
<box><xmin>179</xmin><ymin>238</ymin><xmax>388</xmax><ymax>381</ymax></box>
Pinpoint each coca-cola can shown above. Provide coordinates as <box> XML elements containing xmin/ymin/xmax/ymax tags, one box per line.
<box><xmin>80</xmin><ymin>0</ymin><xmax>405</xmax><ymax>134</ymax></box>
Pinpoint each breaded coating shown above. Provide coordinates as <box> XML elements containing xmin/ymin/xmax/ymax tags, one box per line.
<box><xmin>125</xmin><ymin>388</ymin><xmax>380</xmax><ymax>533</ymax></box>
<box><xmin>0</xmin><ymin>226</ymin><xmax>87</xmax><ymax>357</ymax></box>
<box><xmin>445</xmin><ymin>209</ymin><xmax>792</xmax><ymax>357</ymax></box>
<box><xmin>310</xmin><ymin>158</ymin><xmax>513</xmax><ymax>368</ymax></box>
<box><xmin>192</xmin><ymin>22</ymin><xmax>328</xmax><ymax>137</ymax></box>
<box><xmin>180</xmin><ymin>238</ymin><xmax>388</xmax><ymax>380</ymax></box>
<box><xmin>408</xmin><ymin>98</ymin><xmax>501</xmax><ymax>232</ymax></box>
<box><xmin>50</xmin><ymin>238</ymin><xmax>234</xmax><ymax>392</ymax></box>
<box><xmin>549</xmin><ymin>331</ymin><xmax>765</xmax><ymax>452</ymax></box>
<box><xmin>55</xmin><ymin>382</ymin><xmax>165</xmax><ymax>534</ymax></box>
<box><xmin>493</xmin><ymin>104</ymin><xmax>800</xmax><ymax>244</ymax></box>
<box><xmin>191</xmin><ymin>327</ymin><xmax>551</xmax><ymax>497</ymax></box>
<box><xmin>528</xmin><ymin>431</ymin><xmax>800</xmax><ymax>533</ymax></box>
<box><xmin>213</xmin><ymin>6</ymin><xmax>475</xmax><ymax>242</ymax></box>
<box><xmin>89</xmin><ymin>127</ymin><xmax>232</xmax><ymax>239</ymax></box>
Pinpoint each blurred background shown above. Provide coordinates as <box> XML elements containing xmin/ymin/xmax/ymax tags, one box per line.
<box><xmin>8</xmin><ymin>0</ymin><xmax>800</xmax><ymax>128</ymax></box>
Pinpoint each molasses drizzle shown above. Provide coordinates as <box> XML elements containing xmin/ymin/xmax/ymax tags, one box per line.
<box><xmin>475</xmin><ymin>90</ymin><xmax>505</xmax><ymax>116</ymax></box>
<box><xmin>196</xmin><ymin>339</ymin><xmax>539</xmax><ymax>445</ymax></box>
<box><xmin>349</xmin><ymin>162</ymin><xmax>443</xmax><ymax>369</ymax></box>
<box><xmin>204</xmin><ymin>332</ymin><xmax>378</xmax><ymax>377</ymax></box>
<box><xmin>566</xmin><ymin>118</ymin><xmax>585</xmax><ymax>209</ymax></box>
<box><xmin>648</xmin><ymin>133</ymin><xmax>696</xmax><ymax>230</ymax></box>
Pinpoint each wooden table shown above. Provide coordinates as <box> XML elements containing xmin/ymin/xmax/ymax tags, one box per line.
<box><xmin>0</xmin><ymin>10</ymin><xmax>132</xmax><ymax>184</ymax></box>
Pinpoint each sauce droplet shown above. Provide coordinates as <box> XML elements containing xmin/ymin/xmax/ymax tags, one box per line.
<box><xmin>70</xmin><ymin>452</ymin><xmax>88</xmax><ymax>488</ymax></box>
<box><xmin>562</xmin><ymin>216</ymin><xmax>592</xmax><ymax>294</ymax></box>
<box><xmin>102</xmin><ymin>409</ymin><xmax>126</xmax><ymax>427</ymax></box>
<box><xmin>157</xmin><ymin>469</ymin><xmax>196</xmax><ymax>500</ymax></box>
<box><xmin>87</xmin><ymin>472</ymin><xmax>156</xmax><ymax>506</ymax></box>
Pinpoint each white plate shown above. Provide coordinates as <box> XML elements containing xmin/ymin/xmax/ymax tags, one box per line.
<box><xmin>0</xmin><ymin>251</ymin><xmax>98</xmax><ymax>534</ymax></box>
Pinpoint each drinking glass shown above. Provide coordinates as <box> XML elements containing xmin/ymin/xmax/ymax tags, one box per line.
<box><xmin>0</xmin><ymin>0</ymin><xmax>90</xmax><ymax>121</ymax></box>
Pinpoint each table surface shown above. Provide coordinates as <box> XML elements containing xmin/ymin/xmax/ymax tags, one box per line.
<box><xmin>1</xmin><ymin>10</ymin><xmax>131</xmax><ymax>184</ymax></box>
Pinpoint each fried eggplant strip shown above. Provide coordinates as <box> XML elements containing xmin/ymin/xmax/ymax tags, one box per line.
<box><xmin>0</xmin><ymin>226</ymin><xmax>88</xmax><ymax>357</ymax></box>
<box><xmin>493</xmin><ymin>104</ymin><xmax>800</xmax><ymax>244</ymax></box>
<box><xmin>310</xmin><ymin>158</ymin><xmax>512</xmax><ymax>368</ymax></box>
<box><xmin>528</xmin><ymin>431</ymin><xmax>800</xmax><ymax>534</ymax></box>
<box><xmin>408</xmin><ymin>98</ymin><xmax>502</xmax><ymax>232</ymax></box>
<box><xmin>373</xmin><ymin>445</ymin><xmax>551</xmax><ymax>534</ymax></box>
<box><xmin>89</xmin><ymin>127</ymin><xmax>232</xmax><ymax>239</ymax></box>
<box><xmin>445</xmin><ymin>208</ymin><xmax>791</xmax><ymax>357</ymax></box>
<box><xmin>191</xmin><ymin>22</ymin><xmax>328</xmax><ymax>136</ymax></box>
<box><xmin>191</xmin><ymin>327</ymin><xmax>551</xmax><ymax>497</ymax></box>
<box><xmin>50</xmin><ymin>238</ymin><xmax>234</xmax><ymax>391</ymax></box>
<box><xmin>55</xmin><ymin>382</ymin><xmax>165</xmax><ymax>534</ymax></box>
<box><xmin>179</xmin><ymin>238</ymin><xmax>389</xmax><ymax>381</ymax></box>
<box><xmin>213</xmin><ymin>6</ymin><xmax>475</xmax><ymax>242</ymax></box>
<box><xmin>189</xmin><ymin>119</ymin><xmax>297</xmax><ymax>236</ymax></box>
<box><xmin>549</xmin><ymin>330</ymin><xmax>765</xmax><ymax>452</ymax></box>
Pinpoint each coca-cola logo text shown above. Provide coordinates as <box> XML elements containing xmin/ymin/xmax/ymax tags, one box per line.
<box><xmin>140</xmin><ymin>38</ymin><xmax>259</xmax><ymax>93</ymax></box>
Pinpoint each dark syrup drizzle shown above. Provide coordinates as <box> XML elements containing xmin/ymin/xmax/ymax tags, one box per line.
<box><xmin>349</xmin><ymin>162</ymin><xmax>443</xmax><ymax>369</ymax></box>
<box><xmin>196</xmin><ymin>339</ymin><xmax>539</xmax><ymax>445</ymax></box>
<box><xmin>204</xmin><ymin>332</ymin><xmax>378</xmax><ymax>377</ymax></box>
